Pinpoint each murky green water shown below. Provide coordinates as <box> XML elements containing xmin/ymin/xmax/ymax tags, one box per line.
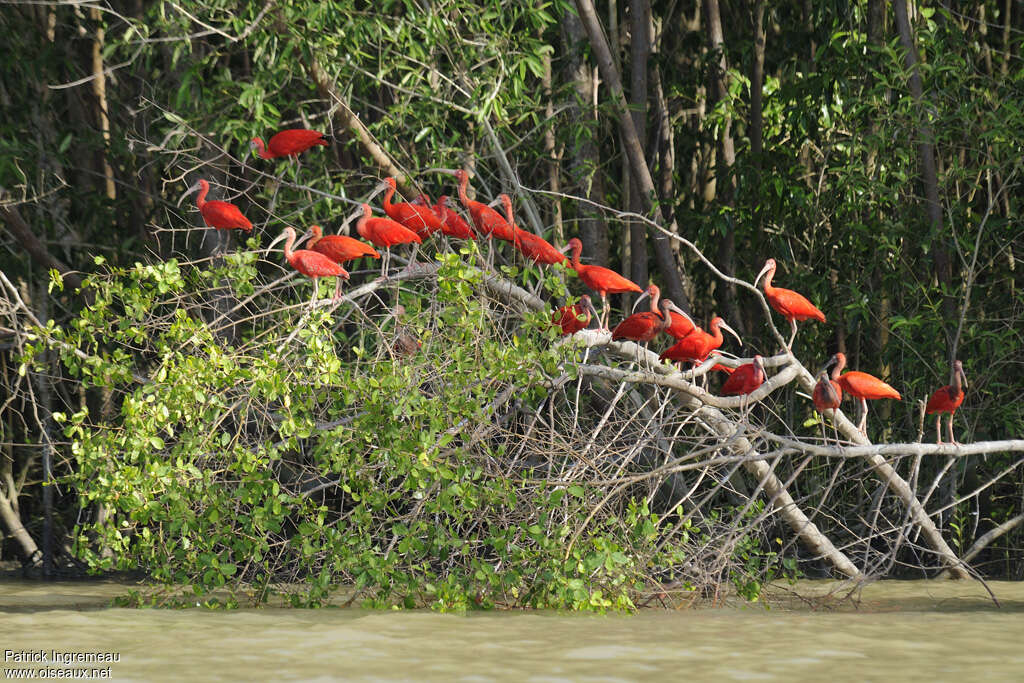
<box><xmin>2</xmin><ymin>580</ymin><xmax>1022</xmax><ymax>681</ymax></box>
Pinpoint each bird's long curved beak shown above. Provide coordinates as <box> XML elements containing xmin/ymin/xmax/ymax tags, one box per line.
<box><xmin>342</xmin><ymin>205</ymin><xmax>364</xmax><ymax>230</ymax></box>
<box><xmin>720</xmin><ymin>320</ymin><xmax>742</xmax><ymax>345</ymax></box>
<box><xmin>265</xmin><ymin>231</ymin><xmax>288</xmax><ymax>251</ymax></box>
<box><xmin>422</xmin><ymin>167</ymin><xmax>462</xmax><ymax>177</ymax></box>
<box><xmin>666</xmin><ymin>303</ymin><xmax>694</xmax><ymax>328</ymax></box>
<box><xmin>178</xmin><ymin>183</ymin><xmax>199</xmax><ymax>207</ymax></box>
<box><xmin>959</xmin><ymin>367</ymin><xmax>968</xmax><ymax>390</ymax></box>
<box><xmin>631</xmin><ymin>289</ymin><xmax>651</xmax><ymax>313</ymax></box>
<box><xmin>584</xmin><ymin>297</ymin><xmax>600</xmax><ymax>323</ymax></box>
<box><xmin>754</xmin><ymin>261</ymin><xmax>772</xmax><ymax>288</ymax></box>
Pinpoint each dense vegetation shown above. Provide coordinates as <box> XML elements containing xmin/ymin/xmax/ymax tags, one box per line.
<box><xmin>1</xmin><ymin>1</ymin><xmax>1022</xmax><ymax>608</ymax></box>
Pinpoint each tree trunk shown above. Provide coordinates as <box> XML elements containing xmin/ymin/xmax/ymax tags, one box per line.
<box><xmin>89</xmin><ymin>7</ymin><xmax>116</xmax><ymax>201</ymax></box>
<box><xmin>703</xmin><ymin>0</ymin><xmax>742</xmax><ymax>333</ymax></box>
<box><xmin>893</xmin><ymin>0</ymin><xmax>955</xmax><ymax>335</ymax></box>
<box><xmin>542</xmin><ymin>48</ymin><xmax>563</xmax><ymax>245</ymax></box>
<box><xmin>749</xmin><ymin>0</ymin><xmax>765</xmax><ymax>162</ymax></box>
<box><xmin>561</xmin><ymin>11</ymin><xmax>610</xmax><ymax>267</ymax></box>
<box><xmin>628</xmin><ymin>0</ymin><xmax>652</xmax><ymax>299</ymax></box>
<box><xmin>573</xmin><ymin>0</ymin><xmax>689</xmax><ymax>310</ymax></box>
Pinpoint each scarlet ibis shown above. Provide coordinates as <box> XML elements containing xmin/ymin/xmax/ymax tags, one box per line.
<box><xmin>660</xmin><ymin>316</ymin><xmax>741</xmax><ymax>365</ymax></box>
<box><xmin>720</xmin><ymin>355</ymin><xmax>766</xmax><ymax>402</ymax></box>
<box><xmin>499</xmin><ymin>195</ymin><xmax>567</xmax><ymax>266</ymax></box>
<box><xmin>812</xmin><ymin>370</ymin><xmax>843</xmax><ymax>413</ymax></box>
<box><xmin>191</xmin><ymin>179</ymin><xmax>253</xmax><ymax>232</ymax></box>
<box><xmin>271</xmin><ymin>226</ymin><xmax>349</xmax><ymax>304</ymax></box>
<box><xmin>614</xmin><ymin>285</ymin><xmax>693</xmax><ymax>344</ymax></box>
<box><xmin>711</xmin><ymin>362</ymin><xmax>736</xmax><ymax>375</ymax></box>
<box><xmin>755</xmin><ymin>258</ymin><xmax>826</xmax><ymax>349</ymax></box>
<box><xmin>250</xmin><ymin>129</ymin><xmax>329</xmax><ymax>159</ymax></box>
<box><xmin>355</xmin><ymin>204</ymin><xmax>422</xmax><ymax>279</ymax></box>
<box><xmin>925</xmin><ymin>359</ymin><xmax>967</xmax><ymax>444</ymax></box>
<box><xmin>434</xmin><ymin>196</ymin><xmax>476</xmax><ymax>240</ymax></box>
<box><xmin>812</xmin><ymin>367</ymin><xmax>843</xmax><ymax>444</ymax></box>
<box><xmin>382</xmin><ymin>177</ymin><xmax>443</xmax><ymax>240</ymax></box>
<box><xmin>308</xmin><ymin>225</ymin><xmax>380</xmax><ymax>265</ymax></box>
<box><xmin>830</xmin><ymin>352</ymin><xmax>901</xmax><ymax>434</ymax></box>
<box><xmin>553</xmin><ymin>295</ymin><xmax>599</xmax><ymax>335</ymax></box>
<box><xmin>565</xmin><ymin>237</ymin><xmax>642</xmax><ymax>328</ymax></box>
<box><xmin>442</xmin><ymin>169</ymin><xmax>518</xmax><ymax>244</ymax></box>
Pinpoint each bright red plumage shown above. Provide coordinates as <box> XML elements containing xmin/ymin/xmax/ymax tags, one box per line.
<box><xmin>308</xmin><ymin>225</ymin><xmax>379</xmax><ymax>263</ymax></box>
<box><xmin>566</xmin><ymin>238</ymin><xmax>642</xmax><ymax>297</ymax></box>
<box><xmin>195</xmin><ymin>179</ymin><xmax>252</xmax><ymax>231</ymax></box>
<box><xmin>813</xmin><ymin>376</ymin><xmax>843</xmax><ymax>412</ymax></box>
<box><xmin>382</xmin><ymin>177</ymin><xmax>443</xmax><ymax>239</ymax></box>
<box><xmin>516</xmin><ymin>231</ymin><xmax>568</xmax><ymax>265</ymax></box>
<box><xmin>434</xmin><ymin>196</ymin><xmax>475</xmax><ymax>240</ymax></box>
<box><xmin>253</xmin><ymin>129</ymin><xmax>328</xmax><ymax>159</ymax></box>
<box><xmin>926</xmin><ymin>386</ymin><xmax>964</xmax><ymax>415</ymax></box>
<box><xmin>666</xmin><ymin>311</ymin><xmax>695</xmax><ymax>339</ymax></box>
<box><xmin>475</xmin><ymin>202</ymin><xmax>519</xmax><ymax>243</ymax></box>
<box><xmin>836</xmin><ymin>371</ymin><xmax>901</xmax><ymax>401</ymax></box>
<box><xmin>757</xmin><ymin>258</ymin><xmax>826</xmax><ymax>323</ymax></box>
<box><xmin>356</xmin><ymin>205</ymin><xmax>423</xmax><ymax>248</ymax></box>
<box><xmin>720</xmin><ymin>358</ymin><xmax>765</xmax><ymax>396</ymax></box>
<box><xmin>660</xmin><ymin>317</ymin><xmax>733</xmax><ymax>364</ymax></box>
<box><xmin>498</xmin><ymin>195</ymin><xmax>565</xmax><ymax>264</ymax></box>
<box><xmin>612</xmin><ymin>312</ymin><xmax>665</xmax><ymax>343</ymax></box>
<box><xmin>289</xmin><ymin>249</ymin><xmax>348</xmax><ymax>278</ymax></box>
<box><xmin>553</xmin><ymin>298</ymin><xmax>593</xmax><ymax>335</ymax></box>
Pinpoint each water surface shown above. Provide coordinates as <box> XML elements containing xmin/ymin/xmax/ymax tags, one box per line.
<box><xmin>1</xmin><ymin>580</ymin><xmax>1021</xmax><ymax>681</ymax></box>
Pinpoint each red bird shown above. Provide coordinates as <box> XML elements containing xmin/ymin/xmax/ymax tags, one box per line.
<box><xmin>614</xmin><ymin>285</ymin><xmax>692</xmax><ymax>345</ymax></box>
<box><xmin>720</xmin><ymin>355</ymin><xmax>766</xmax><ymax>397</ymax></box>
<box><xmin>812</xmin><ymin>365</ymin><xmax>843</xmax><ymax>444</ymax></box>
<box><xmin>356</xmin><ymin>204</ymin><xmax>422</xmax><ymax>279</ymax></box>
<box><xmin>434</xmin><ymin>196</ymin><xmax>476</xmax><ymax>240</ymax></box>
<box><xmin>665</xmin><ymin>308</ymin><xmax>696</xmax><ymax>340</ymax></box>
<box><xmin>612</xmin><ymin>296</ymin><xmax>679</xmax><ymax>345</ymax></box>
<box><xmin>660</xmin><ymin>316</ymin><xmax>741</xmax><ymax>365</ymax></box>
<box><xmin>755</xmin><ymin>258</ymin><xmax>826</xmax><ymax>349</ymax></box>
<box><xmin>631</xmin><ymin>284</ymin><xmax>696</xmax><ymax>339</ymax></box>
<box><xmin>812</xmin><ymin>369</ymin><xmax>843</xmax><ymax>413</ymax></box>
<box><xmin>308</xmin><ymin>224</ymin><xmax>380</xmax><ymax>265</ymax></box>
<box><xmin>498</xmin><ymin>195</ymin><xmax>567</xmax><ymax>266</ymax></box>
<box><xmin>443</xmin><ymin>169</ymin><xmax>519</xmax><ymax>244</ymax></box>
<box><xmin>382</xmin><ymin>177</ymin><xmax>444</xmax><ymax>239</ymax></box>
<box><xmin>830</xmin><ymin>352</ymin><xmax>901</xmax><ymax>434</ymax></box>
<box><xmin>565</xmin><ymin>237</ymin><xmax>642</xmax><ymax>328</ymax></box>
<box><xmin>925</xmin><ymin>359</ymin><xmax>967</xmax><ymax>444</ymax></box>
<box><xmin>553</xmin><ymin>295</ymin><xmax>599</xmax><ymax>335</ymax></box>
<box><xmin>250</xmin><ymin>129</ymin><xmax>328</xmax><ymax>159</ymax></box>
<box><xmin>193</xmin><ymin>179</ymin><xmax>252</xmax><ymax>232</ymax></box>
<box><xmin>273</xmin><ymin>226</ymin><xmax>348</xmax><ymax>304</ymax></box>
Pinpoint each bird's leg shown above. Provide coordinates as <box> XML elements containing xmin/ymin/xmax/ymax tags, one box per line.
<box><xmin>948</xmin><ymin>415</ymin><xmax>959</xmax><ymax>446</ymax></box>
<box><xmin>935</xmin><ymin>415</ymin><xmax>944</xmax><ymax>444</ymax></box>
<box><xmin>600</xmin><ymin>294</ymin><xmax>609</xmax><ymax>330</ymax></box>
<box><xmin>407</xmin><ymin>242</ymin><xmax>420</xmax><ymax>272</ymax></box>
<box><xmin>332</xmin><ymin>277</ymin><xmax>342</xmax><ymax>303</ymax></box>
<box><xmin>859</xmin><ymin>398</ymin><xmax>869</xmax><ymax>435</ymax></box>
<box><xmin>310</xmin><ymin>278</ymin><xmax>320</xmax><ymax>309</ymax></box>
<box><xmin>787</xmin><ymin>319</ymin><xmax>798</xmax><ymax>351</ymax></box>
<box><xmin>381</xmin><ymin>248</ymin><xmax>390</xmax><ymax>280</ymax></box>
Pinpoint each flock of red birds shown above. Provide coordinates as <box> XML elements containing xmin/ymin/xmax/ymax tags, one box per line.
<box><xmin>188</xmin><ymin>128</ymin><xmax>967</xmax><ymax>445</ymax></box>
